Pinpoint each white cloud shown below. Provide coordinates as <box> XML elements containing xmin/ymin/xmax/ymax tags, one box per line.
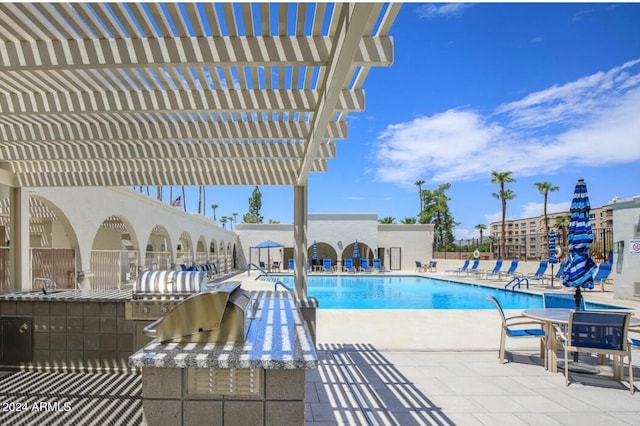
<box><xmin>519</xmin><ymin>201</ymin><xmax>570</xmax><ymax>219</ymax></box>
<box><xmin>373</xmin><ymin>59</ymin><xmax>640</xmax><ymax>186</ymax></box>
<box><xmin>417</xmin><ymin>3</ymin><xmax>473</xmax><ymax>19</ymax></box>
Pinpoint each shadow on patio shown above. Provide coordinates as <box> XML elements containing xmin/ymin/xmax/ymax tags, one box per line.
<box><xmin>306</xmin><ymin>343</ymin><xmax>455</xmax><ymax>425</ymax></box>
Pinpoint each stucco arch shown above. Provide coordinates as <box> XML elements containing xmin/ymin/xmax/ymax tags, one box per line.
<box><xmin>341</xmin><ymin>241</ymin><xmax>375</xmax><ymax>263</ymax></box>
<box><xmin>145</xmin><ymin>225</ymin><xmax>171</xmax><ymax>271</ymax></box>
<box><xmin>307</xmin><ymin>242</ymin><xmax>338</xmax><ymax>267</ymax></box>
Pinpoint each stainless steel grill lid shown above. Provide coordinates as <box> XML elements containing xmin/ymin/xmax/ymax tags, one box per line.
<box><xmin>133</xmin><ymin>271</ymin><xmax>206</xmax><ymax>297</ymax></box>
<box><xmin>143</xmin><ymin>281</ymin><xmax>250</xmax><ymax>344</ymax></box>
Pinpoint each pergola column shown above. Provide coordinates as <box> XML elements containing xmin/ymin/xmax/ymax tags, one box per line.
<box><xmin>293</xmin><ymin>184</ymin><xmax>308</xmax><ymax>299</ymax></box>
<box><xmin>9</xmin><ymin>187</ymin><xmax>30</xmax><ymax>291</ymax></box>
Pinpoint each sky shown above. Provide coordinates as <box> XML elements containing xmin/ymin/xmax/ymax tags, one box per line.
<box><xmin>158</xmin><ymin>3</ymin><xmax>640</xmax><ymax>239</ymax></box>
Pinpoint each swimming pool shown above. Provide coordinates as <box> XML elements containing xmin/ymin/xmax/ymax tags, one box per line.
<box><xmin>273</xmin><ymin>275</ymin><xmax>618</xmax><ymax>310</ymax></box>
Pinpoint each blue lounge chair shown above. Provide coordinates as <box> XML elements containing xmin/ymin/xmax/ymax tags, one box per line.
<box><xmin>460</xmin><ymin>259</ymin><xmax>480</xmax><ymax>276</ymax></box>
<box><xmin>323</xmin><ymin>258</ymin><xmax>332</xmax><ymax>272</ymax></box>
<box><xmin>288</xmin><ymin>258</ymin><xmax>294</xmax><ymax>271</ymax></box>
<box><xmin>487</xmin><ymin>296</ymin><xmax>547</xmax><ymax>366</ymax></box>
<box><xmin>360</xmin><ymin>258</ymin><xmax>373</xmax><ymax>272</ymax></box>
<box><xmin>445</xmin><ymin>259</ymin><xmax>469</xmax><ymax>275</ymax></box>
<box><xmin>343</xmin><ymin>258</ymin><xmax>356</xmax><ymax>273</ymax></box>
<box><xmin>521</xmin><ymin>260</ymin><xmax>549</xmax><ymax>286</ymax></box>
<box><xmin>556</xmin><ymin>310</ymin><xmax>633</xmax><ymax>394</ymax></box>
<box><xmin>373</xmin><ymin>258</ymin><xmax>386</xmax><ymax>273</ymax></box>
<box><xmin>497</xmin><ymin>260</ymin><xmax>519</xmax><ymax>280</ymax></box>
<box><xmin>593</xmin><ymin>263</ymin><xmax>612</xmax><ymax>292</ymax></box>
<box><xmin>476</xmin><ymin>259</ymin><xmax>502</xmax><ymax>279</ymax></box>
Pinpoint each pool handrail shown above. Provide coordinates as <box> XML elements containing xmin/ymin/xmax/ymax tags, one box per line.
<box><xmin>274</xmin><ymin>281</ymin><xmax>293</xmax><ymax>292</ymax></box>
<box><xmin>247</xmin><ymin>262</ymin><xmax>269</xmax><ymax>277</ymax></box>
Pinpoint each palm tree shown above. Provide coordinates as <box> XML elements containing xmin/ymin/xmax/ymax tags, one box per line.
<box><xmin>554</xmin><ymin>215</ymin><xmax>570</xmax><ymax>255</ymax></box>
<box><xmin>491</xmin><ymin>171</ymin><xmax>516</xmax><ymax>259</ymax></box>
<box><xmin>232</xmin><ymin>212</ymin><xmax>238</xmax><ymax>229</ymax></box>
<box><xmin>415</xmin><ymin>180</ymin><xmax>425</xmax><ymax>213</ymax></box>
<box><xmin>379</xmin><ymin>216</ymin><xmax>395</xmax><ymax>224</ymax></box>
<box><xmin>211</xmin><ymin>204</ymin><xmax>218</xmax><ymax>221</ymax></box>
<box><xmin>197</xmin><ymin>186</ymin><xmax>203</xmax><ymax>215</ymax></box>
<box><xmin>401</xmin><ymin>217</ymin><xmax>416</xmax><ymax>224</ymax></box>
<box><xmin>535</xmin><ymin>181</ymin><xmax>560</xmax><ymax>245</ymax></box>
<box><xmin>475</xmin><ymin>224</ymin><xmax>487</xmax><ymax>246</ymax></box>
<box><xmin>220</xmin><ymin>216</ymin><xmax>228</xmax><ymax>229</ymax></box>
<box><xmin>181</xmin><ymin>186</ymin><xmax>187</xmax><ymax>212</ymax></box>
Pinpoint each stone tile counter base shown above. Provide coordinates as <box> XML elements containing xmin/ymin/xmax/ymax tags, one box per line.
<box><xmin>130</xmin><ymin>291</ymin><xmax>317</xmax><ymax>426</ymax></box>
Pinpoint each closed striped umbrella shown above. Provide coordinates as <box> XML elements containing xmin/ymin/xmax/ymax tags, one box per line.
<box><xmin>563</xmin><ymin>179</ymin><xmax>597</xmax><ymax>308</ymax></box>
<box><xmin>353</xmin><ymin>240</ymin><xmax>360</xmax><ymax>261</ymax></box>
<box><xmin>548</xmin><ymin>229</ymin><xmax>558</xmax><ymax>288</ymax></box>
<box><xmin>312</xmin><ymin>240</ymin><xmax>318</xmax><ymax>260</ymax></box>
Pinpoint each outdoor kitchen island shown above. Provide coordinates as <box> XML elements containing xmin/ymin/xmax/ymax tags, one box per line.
<box><xmin>128</xmin><ymin>286</ymin><xmax>318</xmax><ymax>426</ymax></box>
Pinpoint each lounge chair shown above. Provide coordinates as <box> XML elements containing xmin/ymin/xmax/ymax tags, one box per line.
<box><xmin>475</xmin><ymin>259</ymin><xmax>502</xmax><ymax>279</ymax></box>
<box><xmin>343</xmin><ymin>258</ymin><xmax>356</xmax><ymax>273</ymax></box>
<box><xmin>496</xmin><ymin>260</ymin><xmax>519</xmax><ymax>280</ymax></box>
<box><xmin>360</xmin><ymin>258</ymin><xmax>373</xmax><ymax>272</ymax></box>
<box><xmin>288</xmin><ymin>258</ymin><xmax>294</xmax><ymax>271</ymax></box>
<box><xmin>543</xmin><ymin>292</ymin><xmax>585</xmax><ymax>310</ymax></box>
<box><xmin>460</xmin><ymin>259</ymin><xmax>480</xmax><ymax>276</ymax></box>
<box><xmin>487</xmin><ymin>296</ymin><xmax>547</xmax><ymax>366</ymax></box>
<box><xmin>593</xmin><ymin>263</ymin><xmax>612</xmax><ymax>292</ymax></box>
<box><xmin>517</xmin><ymin>260</ymin><xmax>548</xmax><ymax>286</ymax></box>
<box><xmin>555</xmin><ymin>310</ymin><xmax>633</xmax><ymax>394</ymax></box>
<box><xmin>323</xmin><ymin>258</ymin><xmax>332</xmax><ymax>272</ymax></box>
<box><xmin>445</xmin><ymin>259</ymin><xmax>469</xmax><ymax>275</ymax></box>
<box><xmin>373</xmin><ymin>258</ymin><xmax>386</xmax><ymax>273</ymax></box>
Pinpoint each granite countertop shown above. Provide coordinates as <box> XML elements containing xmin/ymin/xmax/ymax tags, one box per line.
<box><xmin>129</xmin><ymin>290</ymin><xmax>318</xmax><ymax>370</ymax></box>
<box><xmin>0</xmin><ymin>289</ymin><xmax>133</xmax><ymax>302</ymax></box>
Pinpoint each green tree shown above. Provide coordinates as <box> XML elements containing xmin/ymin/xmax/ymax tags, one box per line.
<box><xmin>401</xmin><ymin>217</ymin><xmax>417</xmax><ymax>224</ymax></box>
<box><xmin>220</xmin><ymin>216</ymin><xmax>228</xmax><ymax>229</ymax></box>
<box><xmin>211</xmin><ymin>204</ymin><xmax>218</xmax><ymax>221</ymax></box>
<box><xmin>242</xmin><ymin>186</ymin><xmax>263</xmax><ymax>223</ymax></box>
<box><xmin>415</xmin><ymin>180</ymin><xmax>425</xmax><ymax>212</ymax></box>
<box><xmin>534</xmin><ymin>181</ymin><xmax>560</xmax><ymax>244</ymax></box>
<box><xmin>379</xmin><ymin>216</ymin><xmax>395</xmax><ymax>224</ymax></box>
<box><xmin>420</xmin><ymin>183</ymin><xmax>459</xmax><ymax>251</ymax></box>
<box><xmin>491</xmin><ymin>171</ymin><xmax>516</xmax><ymax>259</ymax></box>
<box><xmin>475</xmin><ymin>224</ymin><xmax>487</xmax><ymax>246</ymax></box>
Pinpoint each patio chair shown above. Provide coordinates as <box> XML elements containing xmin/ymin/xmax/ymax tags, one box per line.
<box><xmin>288</xmin><ymin>258</ymin><xmax>294</xmax><ymax>271</ymax></box>
<box><xmin>415</xmin><ymin>260</ymin><xmax>425</xmax><ymax>272</ymax></box>
<box><xmin>487</xmin><ymin>296</ymin><xmax>547</xmax><ymax>366</ymax></box>
<box><xmin>543</xmin><ymin>292</ymin><xmax>585</xmax><ymax>310</ymax></box>
<box><xmin>323</xmin><ymin>258</ymin><xmax>332</xmax><ymax>272</ymax></box>
<box><xmin>593</xmin><ymin>263</ymin><xmax>612</xmax><ymax>293</ymax></box>
<box><xmin>360</xmin><ymin>258</ymin><xmax>373</xmax><ymax>272</ymax></box>
<box><xmin>425</xmin><ymin>260</ymin><xmax>437</xmax><ymax>272</ymax></box>
<box><xmin>343</xmin><ymin>258</ymin><xmax>356</xmax><ymax>273</ymax></box>
<box><xmin>555</xmin><ymin>310</ymin><xmax>633</xmax><ymax>394</ymax></box>
<box><xmin>445</xmin><ymin>259</ymin><xmax>470</xmax><ymax>275</ymax></box>
<box><xmin>373</xmin><ymin>258</ymin><xmax>386</xmax><ymax>273</ymax></box>
<box><xmin>496</xmin><ymin>260</ymin><xmax>519</xmax><ymax>280</ymax></box>
<box><xmin>475</xmin><ymin>259</ymin><xmax>502</xmax><ymax>279</ymax></box>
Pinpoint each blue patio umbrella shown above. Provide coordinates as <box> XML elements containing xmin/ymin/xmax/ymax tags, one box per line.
<box><xmin>353</xmin><ymin>240</ymin><xmax>360</xmax><ymax>266</ymax></box>
<box><xmin>548</xmin><ymin>230</ymin><xmax>558</xmax><ymax>288</ymax></box>
<box><xmin>562</xmin><ymin>179</ymin><xmax>597</xmax><ymax>310</ymax></box>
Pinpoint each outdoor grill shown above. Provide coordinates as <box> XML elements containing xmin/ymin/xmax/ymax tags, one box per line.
<box><xmin>125</xmin><ymin>271</ymin><xmax>207</xmax><ymax>349</ymax></box>
<box><xmin>143</xmin><ymin>281</ymin><xmax>250</xmax><ymax>344</ymax></box>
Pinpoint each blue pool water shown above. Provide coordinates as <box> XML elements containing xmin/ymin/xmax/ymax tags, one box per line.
<box><xmin>273</xmin><ymin>275</ymin><xmax>618</xmax><ymax>310</ymax></box>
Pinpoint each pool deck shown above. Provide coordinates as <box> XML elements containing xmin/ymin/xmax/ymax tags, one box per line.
<box><xmin>3</xmin><ymin>269</ymin><xmax>640</xmax><ymax>425</ymax></box>
<box><xmin>242</xmin><ymin>269</ymin><xmax>640</xmax><ymax>424</ymax></box>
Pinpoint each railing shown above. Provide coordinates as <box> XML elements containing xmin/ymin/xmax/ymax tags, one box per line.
<box><xmin>90</xmin><ymin>249</ymin><xmax>139</xmax><ymax>290</ymax></box>
<box><xmin>247</xmin><ymin>262</ymin><xmax>269</xmax><ymax>276</ymax></box>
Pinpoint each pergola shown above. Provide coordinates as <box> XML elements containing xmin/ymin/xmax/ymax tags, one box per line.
<box><xmin>0</xmin><ymin>3</ymin><xmax>400</xmax><ymax>295</ymax></box>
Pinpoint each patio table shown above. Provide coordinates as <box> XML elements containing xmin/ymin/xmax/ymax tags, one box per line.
<box><xmin>523</xmin><ymin>308</ymin><xmax>640</xmax><ymax>374</ymax></box>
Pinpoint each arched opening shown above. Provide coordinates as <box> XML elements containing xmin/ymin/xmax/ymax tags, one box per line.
<box><xmin>145</xmin><ymin>225</ymin><xmax>171</xmax><ymax>271</ymax></box>
<box><xmin>307</xmin><ymin>242</ymin><xmax>338</xmax><ymax>270</ymax></box>
<box><xmin>91</xmin><ymin>215</ymin><xmax>139</xmax><ymax>289</ymax></box>
<box><xmin>342</xmin><ymin>241</ymin><xmax>374</xmax><ymax>269</ymax></box>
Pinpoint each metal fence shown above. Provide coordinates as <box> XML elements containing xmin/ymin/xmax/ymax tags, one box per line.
<box><xmin>90</xmin><ymin>250</ymin><xmax>139</xmax><ymax>290</ymax></box>
<box><xmin>31</xmin><ymin>248</ymin><xmax>77</xmax><ymax>289</ymax></box>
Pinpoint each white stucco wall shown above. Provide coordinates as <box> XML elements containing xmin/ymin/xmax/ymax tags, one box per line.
<box><xmin>612</xmin><ymin>196</ymin><xmax>640</xmax><ymax>300</ymax></box>
<box><xmin>235</xmin><ymin>213</ymin><xmax>434</xmax><ymax>271</ymax></box>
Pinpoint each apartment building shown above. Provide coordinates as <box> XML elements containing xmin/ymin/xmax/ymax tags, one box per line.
<box><xmin>489</xmin><ymin>204</ymin><xmax>613</xmax><ymax>260</ymax></box>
